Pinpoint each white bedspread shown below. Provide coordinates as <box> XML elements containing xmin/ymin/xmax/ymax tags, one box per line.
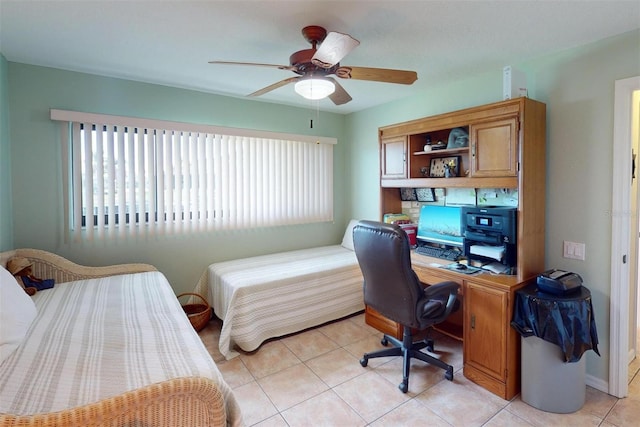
<box><xmin>0</xmin><ymin>271</ymin><xmax>241</xmax><ymax>426</ymax></box>
<box><xmin>194</xmin><ymin>245</ymin><xmax>364</xmax><ymax>359</ymax></box>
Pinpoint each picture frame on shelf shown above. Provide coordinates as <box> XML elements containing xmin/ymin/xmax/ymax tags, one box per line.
<box><xmin>416</xmin><ymin>188</ymin><xmax>436</xmax><ymax>202</ymax></box>
<box><xmin>399</xmin><ymin>188</ymin><xmax>417</xmax><ymax>201</ymax></box>
<box><xmin>429</xmin><ymin>156</ymin><xmax>461</xmax><ymax>178</ymax></box>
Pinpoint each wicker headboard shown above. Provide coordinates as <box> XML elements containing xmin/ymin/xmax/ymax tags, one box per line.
<box><xmin>0</xmin><ymin>248</ymin><xmax>157</xmax><ymax>283</ymax></box>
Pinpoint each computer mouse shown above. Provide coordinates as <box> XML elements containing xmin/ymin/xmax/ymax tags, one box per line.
<box><xmin>455</xmin><ymin>263</ymin><xmax>468</xmax><ymax>270</ymax></box>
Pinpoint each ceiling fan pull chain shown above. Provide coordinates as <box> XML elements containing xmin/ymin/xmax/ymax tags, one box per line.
<box><xmin>314</xmin><ymin>100</ymin><xmax>322</xmax><ymax>128</ymax></box>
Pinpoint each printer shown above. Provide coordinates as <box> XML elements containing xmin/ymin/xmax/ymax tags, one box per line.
<box><xmin>461</xmin><ymin>206</ymin><xmax>517</xmax><ymax>268</ymax></box>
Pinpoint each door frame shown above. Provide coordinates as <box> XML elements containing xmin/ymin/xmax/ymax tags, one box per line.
<box><xmin>610</xmin><ymin>75</ymin><xmax>640</xmax><ymax>398</ymax></box>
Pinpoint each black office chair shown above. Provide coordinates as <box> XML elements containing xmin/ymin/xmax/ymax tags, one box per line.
<box><xmin>353</xmin><ymin>220</ymin><xmax>460</xmax><ymax>393</ymax></box>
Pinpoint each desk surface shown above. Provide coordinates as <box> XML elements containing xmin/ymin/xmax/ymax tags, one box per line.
<box><xmin>410</xmin><ymin>251</ymin><xmax>528</xmax><ymax>290</ymax></box>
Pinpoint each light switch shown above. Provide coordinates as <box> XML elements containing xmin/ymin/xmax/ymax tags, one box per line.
<box><xmin>574</xmin><ymin>243</ymin><xmax>584</xmax><ymax>259</ymax></box>
<box><xmin>563</xmin><ymin>241</ymin><xmax>586</xmax><ymax>260</ymax></box>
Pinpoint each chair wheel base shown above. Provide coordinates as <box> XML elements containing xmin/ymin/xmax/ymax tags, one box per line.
<box><xmin>360</xmin><ymin>357</ymin><xmax>368</xmax><ymax>367</ymax></box>
<box><xmin>381</xmin><ymin>337</ymin><xmax>388</xmax><ymax>346</ymax></box>
<box><xmin>445</xmin><ymin>367</ymin><xmax>454</xmax><ymax>381</ymax></box>
<box><xmin>399</xmin><ymin>381</ymin><xmax>408</xmax><ymax>393</ymax></box>
<box><xmin>425</xmin><ymin>338</ymin><xmax>434</xmax><ymax>353</ymax></box>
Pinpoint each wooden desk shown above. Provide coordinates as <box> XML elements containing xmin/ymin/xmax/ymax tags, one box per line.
<box><xmin>364</xmin><ymin>252</ymin><xmax>534</xmax><ymax>400</ymax></box>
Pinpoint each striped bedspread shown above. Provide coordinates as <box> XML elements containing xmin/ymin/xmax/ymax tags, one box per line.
<box><xmin>194</xmin><ymin>245</ymin><xmax>364</xmax><ymax>359</ymax></box>
<box><xmin>0</xmin><ymin>271</ymin><xmax>241</xmax><ymax>426</ymax></box>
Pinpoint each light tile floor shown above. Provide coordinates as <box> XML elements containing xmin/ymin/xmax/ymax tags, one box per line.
<box><xmin>199</xmin><ymin>314</ymin><xmax>640</xmax><ymax>426</ymax></box>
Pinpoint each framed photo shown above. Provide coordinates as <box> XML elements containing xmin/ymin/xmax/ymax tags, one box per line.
<box><xmin>415</xmin><ymin>187</ymin><xmax>435</xmax><ymax>202</ymax></box>
<box><xmin>399</xmin><ymin>187</ymin><xmax>417</xmax><ymax>201</ymax></box>
<box><xmin>429</xmin><ymin>156</ymin><xmax>461</xmax><ymax>178</ymax></box>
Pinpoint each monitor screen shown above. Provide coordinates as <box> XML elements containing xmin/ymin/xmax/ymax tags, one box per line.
<box><xmin>416</xmin><ymin>205</ymin><xmax>464</xmax><ymax>247</ymax></box>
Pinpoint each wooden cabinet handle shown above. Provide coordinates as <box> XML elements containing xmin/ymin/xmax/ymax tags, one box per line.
<box><xmin>471</xmin><ymin>314</ymin><xmax>476</xmax><ymax>330</ymax></box>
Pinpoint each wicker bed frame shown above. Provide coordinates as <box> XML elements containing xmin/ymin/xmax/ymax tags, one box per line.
<box><xmin>0</xmin><ymin>377</ymin><xmax>226</xmax><ymax>426</ymax></box>
<box><xmin>0</xmin><ymin>249</ymin><xmax>229</xmax><ymax>427</ymax></box>
<box><xmin>0</xmin><ymin>248</ymin><xmax>158</xmax><ymax>284</ymax></box>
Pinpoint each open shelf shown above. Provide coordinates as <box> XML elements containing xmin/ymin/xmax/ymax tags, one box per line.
<box><xmin>413</xmin><ymin>147</ymin><xmax>469</xmax><ymax>156</ymax></box>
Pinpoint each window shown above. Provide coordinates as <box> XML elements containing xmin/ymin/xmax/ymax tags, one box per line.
<box><xmin>51</xmin><ymin>109</ymin><xmax>335</xmax><ymax>242</ymax></box>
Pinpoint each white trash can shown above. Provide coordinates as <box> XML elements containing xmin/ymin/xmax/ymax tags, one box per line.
<box><xmin>521</xmin><ymin>335</ymin><xmax>586</xmax><ymax>413</ymax></box>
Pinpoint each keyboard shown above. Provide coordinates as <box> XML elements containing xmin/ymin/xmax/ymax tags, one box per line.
<box><xmin>415</xmin><ymin>245</ymin><xmax>461</xmax><ymax>261</ymax></box>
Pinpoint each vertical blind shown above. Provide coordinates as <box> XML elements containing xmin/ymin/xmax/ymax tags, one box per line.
<box><xmin>51</xmin><ymin>109</ymin><xmax>335</xmax><ymax>242</ymax></box>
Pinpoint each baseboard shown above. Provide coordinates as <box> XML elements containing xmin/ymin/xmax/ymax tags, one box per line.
<box><xmin>586</xmin><ymin>373</ymin><xmax>608</xmax><ymax>394</ymax></box>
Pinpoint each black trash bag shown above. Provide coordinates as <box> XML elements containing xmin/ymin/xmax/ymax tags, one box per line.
<box><xmin>511</xmin><ymin>285</ymin><xmax>600</xmax><ymax>363</ymax></box>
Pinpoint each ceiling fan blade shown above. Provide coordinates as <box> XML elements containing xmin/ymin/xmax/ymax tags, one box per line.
<box><xmin>336</xmin><ymin>66</ymin><xmax>418</xmax><ymax>85</ymax></box>
<box><xmin>209</xmin><ymin>60</ymin><xmax>296</xmax><ymax>71</ymax></box>
<box><xmin>326</xmin><ymin>78</ymin><xmax>352</xmax><ymax>105</ymax></box>
<box><xmin>248</xmin><ymin>77</ymin><xmax>300</xmax><ymax>97</ymax></box>
<box><xmin>311</xmin><ymin>31</ymin><xmax>360</xmax><ymax>68</ymax></box>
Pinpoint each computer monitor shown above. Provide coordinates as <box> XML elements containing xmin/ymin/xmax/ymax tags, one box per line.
<box><xmin>416</xmin><ymin>205</ymin><xmax>464</xmax><ymax>247</ymax></box>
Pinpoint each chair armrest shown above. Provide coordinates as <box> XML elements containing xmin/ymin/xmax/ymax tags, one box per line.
<box><xmin>421</xmin><ymin>281</ymin><xmax>460</xmax><ymax>323</ymax></box>
<box><xmin>423</xmin><ymin>280</ymin><xmax>460</xmax><ymax>298</ymax></box>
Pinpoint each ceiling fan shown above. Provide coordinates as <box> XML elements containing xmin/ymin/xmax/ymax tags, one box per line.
<box><xmin>209</xmin><ymin>25</ymin><xmax>418</xmax><ymax>105</ymax></box>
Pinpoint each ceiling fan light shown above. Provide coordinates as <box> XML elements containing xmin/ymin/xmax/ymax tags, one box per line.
<box><xmin>294</xmin><ymin>78</ymin><xmax>335</xmax><ymax>100</ymax></box>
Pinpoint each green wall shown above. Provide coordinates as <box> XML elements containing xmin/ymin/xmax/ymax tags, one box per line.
<box><xmin>6</xmin><ymin>64</ymin><xmax>348</xmax><ymax>294</ymax></box>
<box><xmin>346</xmin><ymin>29</ymin><xmax>640</xmax><ymax>386</ymax></box>
<box><xmin>0</xmin><ymin>54</ymin><xmax>11</xmax><ymax>251</ymax></box>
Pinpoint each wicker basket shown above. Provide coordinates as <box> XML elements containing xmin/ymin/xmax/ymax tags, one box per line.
<box><xmin>177</xmin><ymin>293</ymin><xmax>212</xmax><ymax>332</ymax></box>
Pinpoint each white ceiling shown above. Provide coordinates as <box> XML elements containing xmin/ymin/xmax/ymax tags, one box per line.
<box><xmin>1</xmin><ymin>0</ymin><xmax>639</xmax><ymax>114</ymax></box>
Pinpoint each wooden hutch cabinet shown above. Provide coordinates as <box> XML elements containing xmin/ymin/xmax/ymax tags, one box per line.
<box><xmin>371</xmin><ymin>97</ymin><xmax>546</xmax><ymax>400</ymax></box>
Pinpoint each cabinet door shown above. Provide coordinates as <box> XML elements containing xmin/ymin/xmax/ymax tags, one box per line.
<box><xmin>381</xmin><ymin>136</ymin><xmax>407</xmax><ymax>179</ymax></box>
<box><xmin>470</xmin><ymin>117</ymin><xmax>518</xmax><ymax>177</ymax></box>
<box><xmin>464</xmin><ymin>282</ymin><xmax>508</xmax><ymax>382</ymax></box>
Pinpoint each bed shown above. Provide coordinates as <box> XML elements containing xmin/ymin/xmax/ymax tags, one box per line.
<box><xmin>0</xmin><ymin>249</ymin><xmax>242</xmax><ymax>427</ymax></box>
<box><xmin>193</xmin><ymin>220</ymin><xmax>365</xmax><ymax>359</ymax></box>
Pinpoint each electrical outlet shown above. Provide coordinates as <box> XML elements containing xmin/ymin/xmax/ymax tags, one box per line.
<box><xmin>563</xmin><ymin>241</ymin><xmax>586</xmax><ymax>260</ymax></box>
